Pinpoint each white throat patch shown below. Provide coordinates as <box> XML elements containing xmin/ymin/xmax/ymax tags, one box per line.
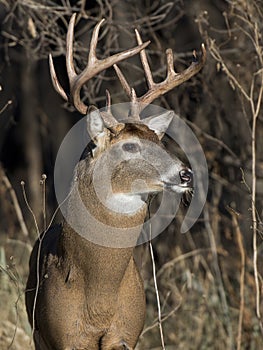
<box><xmin>105</xmin><ymin>193</ymin><xmax>145</xmax><ymax>215</ymax></box>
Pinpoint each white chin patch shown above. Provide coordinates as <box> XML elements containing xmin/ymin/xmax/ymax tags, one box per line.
<box><xmin>169</xmin><ymin>185</ymin><xmax>190</xmax><ymax>194</ymax></box>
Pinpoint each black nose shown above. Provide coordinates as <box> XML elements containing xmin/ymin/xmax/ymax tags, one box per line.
<box><xmin>179</xmin><ymin>168</ymin><xmax>193</xmax><ymax>186</ymax></box>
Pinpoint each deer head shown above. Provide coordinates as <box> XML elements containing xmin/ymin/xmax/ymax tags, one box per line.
<box><xmin>49</xmin><ymin>14</ymin><xmax>206</xmax><ymax>241</ymax></box>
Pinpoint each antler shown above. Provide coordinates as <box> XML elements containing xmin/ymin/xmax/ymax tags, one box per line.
<box><xmin>49</xmin><ymin>14</ymin><xmax>150</xmax><ymax>114</ymax></box>
<box><xmin>114</xmin><ymin>29</ymin><xmax>206</xmax><ymax>115</ymax></box>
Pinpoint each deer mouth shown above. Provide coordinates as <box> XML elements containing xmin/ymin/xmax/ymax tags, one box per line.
<box><xmin>163</xmin><ymin>182</ymin><xmax>193</xmax><ymax>193</ymax></box>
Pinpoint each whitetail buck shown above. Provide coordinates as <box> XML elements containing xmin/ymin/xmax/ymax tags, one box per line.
<box><xmin>26</xmin><ymin>14</ymin><xmax>206</xmax><ymax>350</ymax></box>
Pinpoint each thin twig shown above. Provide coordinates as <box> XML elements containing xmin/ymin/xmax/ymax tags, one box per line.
<box><xmin>20</xmin><ymin>181</ymin><xmax>40</xmax><ymax>342</ymax></box>
<box><xmin>251</xmin><ymin>62</ymin><xmax>263</xmax><ymax>323</ymax></box>
<box><xmin>205</xmin><ymin>9</ymin><xmax>263</xmax><ymax>326</ymax></box>
<box><xmin>227</xmin><ymin>207</ymin><xmax>245</xmax><ymax>350</ymax></box>
<box><xmin>208</xmin><ymin>39</ymin><xmax>250</xmax><ymax>101</ymax></box>
<box><xmin>204</xmin><ymin>205</ymin><xmax>234</xmax><ymax>349</ymax></box>
<box><xmin>40</xmin><ymin>174</ymin><xmax>47</xmax><ymax>232</ymax></box>
<box><xmin>21</xmin><ymin>181</ymin><xmax>40</xmax><ymax>236</ymax></box>
<box><xmin>185</xmin><ymin>119</ymin><xmax>239</xmax><ymax>160</ymax></box>
<box><xmin>2</xmin><ymin>173</ymin><xmax>29</xmax><ymax>237</ymax></box>
<box><xmin>148</xmin><ymin>200</ymin><xmax>166</xmax><ymax>350</ymax></box>
<box><xmin>149</xmin><ymin>233</ymin><xmax>166</xmax><ymax>350</ymax></box>
<box><xmin>0</xmin><ymin>100</ymin><xmax>12</xmax><ymax>114</ymax></box>
<box><xmin>141</xmin><ymin>302</ymin><xmax>181</xmax><ymax>336</ymax></box>
<box><xmin>156</xmin><ymin>248</ymin><xmax>212</xmax><ymax>278</ymax></box>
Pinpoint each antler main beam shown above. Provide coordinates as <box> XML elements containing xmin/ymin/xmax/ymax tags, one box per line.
<box><xmin>114</xmin><ymin>30</ymin><xmax>206</xmax><ymax>112</ymax></box>
<box><xmin>49</xmin><ymin>14</ymin><xmax>150</xmax><ymax>114</ymax></box>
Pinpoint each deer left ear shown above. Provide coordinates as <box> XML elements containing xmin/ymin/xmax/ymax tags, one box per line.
<box><xmin>87</xmin><ymin>106</ymin><xmax>108</xmax><ymax>154</ymax></box>
<box><xmin>143</xmin><ymin>111</ymin><xmax>173</xmax><ymax>139</ymax></box>
<box><xmin>87</xmin><ymin>106</ymin><xmax>105</xmax><ymax>140</ymax></box>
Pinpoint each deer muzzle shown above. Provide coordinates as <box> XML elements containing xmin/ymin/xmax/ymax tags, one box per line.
<box><xmin>163</xmin><ymin>167</ymin><xmax>193</xmax><ymax>193</ymax></box>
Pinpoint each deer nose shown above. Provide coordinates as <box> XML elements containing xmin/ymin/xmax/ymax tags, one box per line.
<box><xmin>179</xmin><ymin>168</ymin><xmax>193</xmax><ymax>187</ymax></box>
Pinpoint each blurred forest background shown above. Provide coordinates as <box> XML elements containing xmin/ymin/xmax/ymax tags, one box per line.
<box><xmin>0</xmin><ymin>0</ymin><xmax>262</xmax><ymax>349</ymax></box>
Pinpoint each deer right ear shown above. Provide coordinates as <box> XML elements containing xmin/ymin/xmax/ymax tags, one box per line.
<box><xmin>143</xmin><ymin>111</ymin><xmax>173</xmax><ymax>139</ymax></box>
<box><xmin>87</xmin><ymin>106</ymin><xmax>108</xmax><ymax>154</ymax></box>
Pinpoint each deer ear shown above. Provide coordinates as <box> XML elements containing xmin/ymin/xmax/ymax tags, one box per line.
<box><xmin>87</xmin><ymin>106</ymin><xmax>105</xmax><ymax>141</ymax></box>
<box><xmin>87</xmin><ymin>106</ymin><xmax>109</xmax><ymax>155</ymax></box>
<box><xmin>143</xmin><ymin>111</ymin><xmax>173</xmax><ymax>139</ymax></box>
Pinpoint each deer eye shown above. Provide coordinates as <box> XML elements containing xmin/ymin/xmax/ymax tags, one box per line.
<box><xmin>122</xmin><ymin>142</ymin><xmax>140</xmax><ymax>153</ymax></box>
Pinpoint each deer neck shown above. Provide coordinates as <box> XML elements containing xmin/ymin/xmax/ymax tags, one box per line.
<box><xmin>58</xmin><ymin>158</ymin><xmax>147</xmax><ymax>294</ymax></box>
<box><xmin>60</xmin><ymin>222</ymin><xmax>134</xmax><ymax>289</ymax></box>
<box><xmin>59</xmin><ymin>222</ymin><xmax>136</xmax><ymax>324</ymax></box>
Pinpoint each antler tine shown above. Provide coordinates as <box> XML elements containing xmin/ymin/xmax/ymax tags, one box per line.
<box><xmin>113</xmin><ymin>29</ymin><xmax>154</xmax><ymax>119</ymax></box>
<box><xmin>135</xmin><ymin>29</ymin><xmax>155</xmax><ymax>89</ymax></box>
<box><xmin>49</xmin><ymin>54</ymin><xmax>68</xmax><ymax>101</ymax></box>
<box><xmin>48</xmin><ymin>13</ymin><xmax>78</xmax><ymax>102</ymax></box>
<box><xmin>105</xmin><ymin>89</ymin><xmax>111</xmax><ymax>112</ymax></box>
<box><xmin>166</xmin><ymin>48</ymin><xmax>176</xmax><ymax>77</ymax></box>
<box><xmin>113</xmin><ymin>29</ymin><xmax>206</xmax><ymax>115</ymax></box>
<box><xmin>49</xmin><ymin>14</ymin><xmax>151</xmax><ymax>115</ymax></box>
<box><xmin>88</xmin><ymin>18</ymin><xmax>105</xmax><ymax>66</ymax></box>
<box><xmin>66</xmin><ymin>16</ymin><xmax>106</xmax><ymax>114</ymax></box>
<box><xmin>113</xmin><ymin>64</ymin><xmax>132</xmax><ymax>98</ymax></box>
<box><xmin>71</xmin><ymin>19</ymin><xmax>150</xmax><ymax>114</ymax></box>
<box><xmin>139</xmin><ymin>43</ymin><xmax>207</xmax><ymax>106</ymax></box>
<box><xmin>112</xmin><ymin>65</ymin><xmax>140</xmax><ymax>120</ymax></box>
<box><xmin>100</xmin><ymin>89</ymin><xmax>119</xmax><ymax>127</ymax></box>
<box><xmin>129</xmin><ymin>88</ymin><xmax>140</xmax><ymax>119</ymax></box>
<box><xmin>66</xmin><ymin>13</ymin><xmax>78</xmax><ymax>81</ymax></box>
<box><xmin>113</xmin><ymin>29</ymin><xmax>155</xmax><ymax>106</ymax></box>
